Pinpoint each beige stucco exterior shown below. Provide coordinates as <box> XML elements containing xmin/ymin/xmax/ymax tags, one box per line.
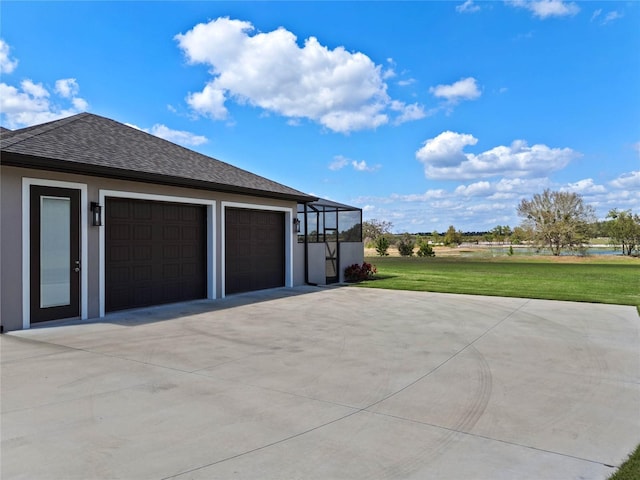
<box><xmin>1</xmin><ymin>166</ymin><xmax>296</xmax><ymax>331</ymax></box>
<box><xmin>0</xmin><ymin>165</ymin><xmax>363</xmax><ymax>332</ymax></box>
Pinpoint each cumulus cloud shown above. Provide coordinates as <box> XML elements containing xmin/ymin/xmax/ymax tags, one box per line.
<box><xmin>329</xmin><ymin>155</ymin><xmax>380</xmax><ymax>172</ymax></box>
<box><xmin>509</xmin><ymin>0</ymin><xmax>580</xmax><ymax>19</ymax></box>
<box><xmin>0</xmin><ymin>79</ymin><xmax>89</xmax><ymax>129</ymax></box>
<box><xmin>415</xmin><ymin>131</ymin><xmax>581</xmax><ymax>180</ymax></box>
<box><xmin>562</xmin><ymin>178</ymin><xmax>607</xmax><ymax>194</ymax></box>
<box><xmin>175</xmin><ymin>17</ymin><xmax>423</xmax><ymax>133</ymax></box>
<box><xmin>455</xmin><ymin>181</ymin><xmax>492</xmax><ymax>197</ymax></box>
<box><xmin>610</xmin><ymin>171</ymin><xmax>640</xmax><ymax>190</ymax></box>
<box><xmin>55</xmin><ymin>78</ymin><xmax>80</xmax><ymax>98</ymax></box>
<box><xmin>149</xmin><ymin>124</ymin><xmax>208</xmax><ymax>146</ymax></box>
<box><xmin>352</xmin><ymin>159</ymin><xmax>381</xmax><ymax>172</ymax></box>
<box><xmin>0</xmin><ymin>39</ymin><xmax>18</xmax><ymax>74</ymax></box>
<box><xmin>430</xmin><ymin>77</ymin><xmax>481</xmax><ymax>103</ymax></box>
<box><xmin>125</xmin><ymin>122</ymin><xmax>208</xmax><ymax>147</ymax></box>
<box><xmin>0</xmin><ymin>44</ymin><xmax>89</xmax><ymax>129</ymax></box>
<box><xmin>456</xmin><ymin>0</ymin><xmax>481</xmax><ymax>14</ymax></box>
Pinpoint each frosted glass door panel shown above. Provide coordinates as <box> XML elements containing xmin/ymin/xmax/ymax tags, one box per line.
<box><xmin>40</xmin><ymin>196</ymin><xmax>71</xmax><ymax>308</ymax></box>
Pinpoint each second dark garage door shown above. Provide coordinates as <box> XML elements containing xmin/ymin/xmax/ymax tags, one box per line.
<box><xmin>225</xmin><ymin>208</ymin><xmax>285</xmax><ymax>295</ymax></box>
<box><xmin>105</xmin><ymin>198</ymin><xmax>207</xmax><ymax>312</ymax></box>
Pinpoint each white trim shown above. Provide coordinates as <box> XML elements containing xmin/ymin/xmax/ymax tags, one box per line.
<box><xmin>221</xmin><ymin>201</ymin><xmax>294</xmax><ymax>298</ymax></box>
<box><xmin>22</xmin><ymin>178</ymin><xmax>89</xmax><ymax>329</ymax></box>
<box><xmin>98</xmin><ymin>190</ymin><xmax>216</xmax><ymax>317</ymax></box>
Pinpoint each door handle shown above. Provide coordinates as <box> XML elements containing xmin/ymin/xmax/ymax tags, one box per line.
<box><xmin>74</xmin><ymin>260</ymin><xmax>81</xmax><ymax>273</ymax></box>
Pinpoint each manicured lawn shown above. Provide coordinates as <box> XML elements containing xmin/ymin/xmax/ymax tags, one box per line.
<box><xmin>609</xmin><ymin>443</ymin><xmax>640</xmax><ymax>480</ymax></box>
<box><xmin>356</xmin><ymin>255</ymin><xmax>640</xmax><ymax>307</ymax></box>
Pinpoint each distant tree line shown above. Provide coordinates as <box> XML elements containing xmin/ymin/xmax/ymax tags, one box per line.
<box><xmin>363</xmin><ymin>189</ymin><xmax>640</xmax><ymax>257</ymax></box>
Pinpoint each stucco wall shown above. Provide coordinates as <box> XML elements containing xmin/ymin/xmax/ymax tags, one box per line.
<box><xmin>307</xmin><ymin>243</ymin><xmax>326</xmax><ymax>285</ymax></box>
<box><xmin>1</xmin><ymin>165</ymin><xmax>303</xmax><ymax>331</ymax></box>
<box><xmin>339</xmin><ymin>243</ymin><xmax>365</xmax><ymax>282</ymax></box>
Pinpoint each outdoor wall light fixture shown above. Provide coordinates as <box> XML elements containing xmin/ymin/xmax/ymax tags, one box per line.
<box><xmin>91</xmin><ymin>202</ymin><xmax>103</xmax><ymax>226</ymax></box>
<box><xmin>293</xmin><ymin>217</ymin><xmax>301</xmax><ymax>233</ymax></box>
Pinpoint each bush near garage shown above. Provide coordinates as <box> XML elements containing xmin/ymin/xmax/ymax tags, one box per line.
<box><xmin>344</xmin><ymin>262</ymin><xmax>377</xmax><ymax>282</ymax></box>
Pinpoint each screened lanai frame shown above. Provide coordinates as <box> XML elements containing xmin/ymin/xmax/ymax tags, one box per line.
<box><xmin>297</xmin><ymin>199</ymin><xmax>362</xmax><ymax>244</ymax></box>
<box><xmin>297</xmin><ymin>199</ymin><xmax>362</xmax><ymax>284</ymax></box>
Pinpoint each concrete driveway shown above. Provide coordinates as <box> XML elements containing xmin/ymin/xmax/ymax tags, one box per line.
<box><xmin>2</xmin><ymin>286</ymin><xmax>639</xmax><ymax>479</ymax></box>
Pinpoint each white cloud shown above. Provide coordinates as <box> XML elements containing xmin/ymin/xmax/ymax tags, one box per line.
<box><xmin>149</xmin><ymin>124</ymin><xmax>208</xmax><ymax>146</ymax></box>
<box><xmin>591</xmin><ymin>9</ymin><xmax>623</xmax><ymax>25</ymax></box>
<box><xmin>397</xmin><ymin>78</ymin><xmax>416</xmax><ymax>87</ymax></box>
<box><xmin>125</xmin><ymin>122</ymin><xmax>208</xmax><ymax>147</ymax></box>
<box><xmin>416</xmin><ymin>131</ymin><xmax>478</xmax><ymax>168</ymax></box>
<box><xmin>0</xmin><ymin>78</ymin><xmax>89</xmax><ymax>129</ymax></box>
<box><xmin>456</xmin><ymin>0</ymin><xmax>481</xmax><ymax>14</ymax></box>
<box><xmin>392</xmin><ymin>102</ymin><xmax>427</xmax><ymax>124</ymax></box>
<box><xmin>0</xmin><ymin>46</ymin><xmax>89</xmax><ymax>129</ymax></box>
<box><xmin>329</xmin><ymin>155</ymin><xmax>349</xmax><ymax>171</ymax></box>
<box><xmin>610</xmin><ymin>171</ymin><xmax>640</xmax><ymax>190</ymax></box>
<box><xmin>429</xmin><ymin>77</ymin><xmax>481</xmax><ymax>103</ymax></box>
<box><xmin>561</xmin><ymin>178</ymin><xmax>606</xmax><ymax>194</ymax></box>
<box><xmin>55</xmin><ymin>78</ymin><xmax>80</xmax><ymax>98</ymax></box>
<box><xmin>455</xmin><ymin>181</ymin><xmax>492</xmax><ymax>197</ymax></box>
<box><xmin>329</xmin><ymin>155</ymin><xmax>380</xmax><ymax>172</ymax></box>
<box><xmin>352</xmin><ymin>159</ymin><xmax>381</xmax><ymax>172</ymax></box>
<box><xmin>415</xmin><ymin>131</ymin><xmax>581</xmax><ymax>180</ymax></box>
<box><xmin>0</xmin><ymin>39</ymin><xmax>18</xmax><ymax>74</ymax></box>
<box><xmin>602</xmin><ymin>11</ymin><xmax>623</xmax><ymax>25</ymax></box>
<box><xmin>509</xmin><ymin>0</ymin><xmax>580</xmax><ymax>19</ymax></box>
<box><xmin>21</xmin><ymin>80</ymin><xmax>49</xmax><ymax>98</ymax></box>
<box><xmin>175</xmin><ymin>17</ymin><xmax>421</xmax><ymax>133</ymax></box>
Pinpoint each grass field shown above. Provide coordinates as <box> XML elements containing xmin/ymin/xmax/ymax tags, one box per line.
<box><xmin>609</xmin><ymin>444</ymin><xmax>640</xmax><ymax>480</ymax></box>
<box><xmin>356</xmin><ymin>253</ymin><xmax>639</xmax><ymax>307</ymax></box>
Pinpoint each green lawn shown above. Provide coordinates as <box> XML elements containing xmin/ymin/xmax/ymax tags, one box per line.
<box><xmin>356</xmin><ymin>255</ymin><xmax>640</xmax><ymax>307</ymax></box>
<box><xmin>609</xmin><ymin>444</ymin><xmax>640</xmax><ymax>480</ymax></box>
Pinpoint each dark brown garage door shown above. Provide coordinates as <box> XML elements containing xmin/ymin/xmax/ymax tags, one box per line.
<box><xmin>225</xmin><ymin>208</ymin><xmax>285</xmax><ymax>295</ymax></box>
<box><xmin>106</xmin><ymin>198</ymin><xmax>207</xmax><ymax>312</ymax></box>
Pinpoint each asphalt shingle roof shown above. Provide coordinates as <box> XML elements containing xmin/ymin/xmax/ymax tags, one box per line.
<box><xmin>1</xmin><ymin>113</ymin><xmax>316</xmax><ymax>202</ymax></box>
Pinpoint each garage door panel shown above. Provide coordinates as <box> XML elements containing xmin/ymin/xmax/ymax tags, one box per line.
<box><xmin>225</xmin><ymin>208</ymin><xmax>284</xmax><ymax>295</ymax></box>
<box><xmin>106</xmin><ymin>198</ymin><xmax>206</xmax><ymax>312</ymax></box>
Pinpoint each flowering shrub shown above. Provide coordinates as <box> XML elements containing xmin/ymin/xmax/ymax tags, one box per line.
<box><xmin>344</xmin><ymin>262</ymin><xmax>377</xmax><ymax>282</ymax></box>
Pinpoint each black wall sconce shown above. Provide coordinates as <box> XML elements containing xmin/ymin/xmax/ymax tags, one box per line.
<box><xmin>91</xmin><ymin>202</ymin><xmax>103</xmax><ymax>226</ymax></box>
<box><xmin>293</xmin><ymin>217</ymin><xmax>301</xmax><ymax>233</ymax></box>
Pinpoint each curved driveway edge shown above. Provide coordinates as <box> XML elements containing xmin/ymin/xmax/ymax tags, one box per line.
<box><xmin>2</xmin><ymin>286</ymin><xmax>639</xmax><ymax>479</ymax></box>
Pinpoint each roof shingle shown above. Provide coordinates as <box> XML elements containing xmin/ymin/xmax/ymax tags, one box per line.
<box><xmin>1</xmin><ymin>113</ymin><xmax>316</xmax><ymax>202</ymax></box>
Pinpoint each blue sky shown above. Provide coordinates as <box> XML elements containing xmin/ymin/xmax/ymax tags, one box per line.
<box><xmin>1</xmin><ymin>1</ymin><xmax>638</xmax><ymax>233</ymax></box>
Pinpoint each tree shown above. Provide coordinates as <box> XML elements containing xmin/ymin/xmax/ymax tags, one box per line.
<box><xmin>490</xmin><ymin>225</ymin><xmax>512</xmax><ymax>244</ymax></box>
<box><xmin>362</xmin><ymin>219</ymin><xmax>393</xmax><ymax>242</ymax></box>
<box><xmin>517</xmin><ymin>189</ymin><xmax>596</xmax><ymax>256</ymax></box>
<box><xmin>606</xmin><ymin>209</ymin><xmax>640</xmax><ymax>256</ymax></box>
<box><xmin>375</xmin><ymin>236</ymin><xmax>390</xmax><ymax>256</ymax></box>
<box><xmin>443</xmin><ymin>225</ymin><xmax>462</xmax><ymax>246</ymax></box>
<box><xmin>417</xmin><ymin>240</ymin><xmax>435</xmax><ymax>257</ymax></box>
<box><xmin>397</xmin><ymin>233</ymin><xmax>414</xmax><ymax>256</ymax></box>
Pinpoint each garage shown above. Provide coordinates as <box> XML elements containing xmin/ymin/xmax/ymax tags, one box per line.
<box><xmin>105</xmin><ymin>198</ymin><xmax>207</xmax><ymax>312</ymax></box>
<box><xmin>225</xmin><ymin>208</ymin><xmax>285</xmax><ymax>295</ymax></box>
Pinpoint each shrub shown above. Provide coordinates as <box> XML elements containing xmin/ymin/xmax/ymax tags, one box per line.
<box><xmin>375</xmin><ymin>236</ymin><xmax>390</xmax><ymax>256</ymax></box>
<box><xmin>397</xmin><ymin>234</ymin><xmax>415</xmax><ymax>257</ymax></box>
<box><xmin>344</xmin><ymin>262</ymin><xmax>377</xmax><ymax>282</ymax></box>
<box><xmin>417</xmin><ymin>241</ymin><xmax>435</xmax><ymax>257</ymax></box>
